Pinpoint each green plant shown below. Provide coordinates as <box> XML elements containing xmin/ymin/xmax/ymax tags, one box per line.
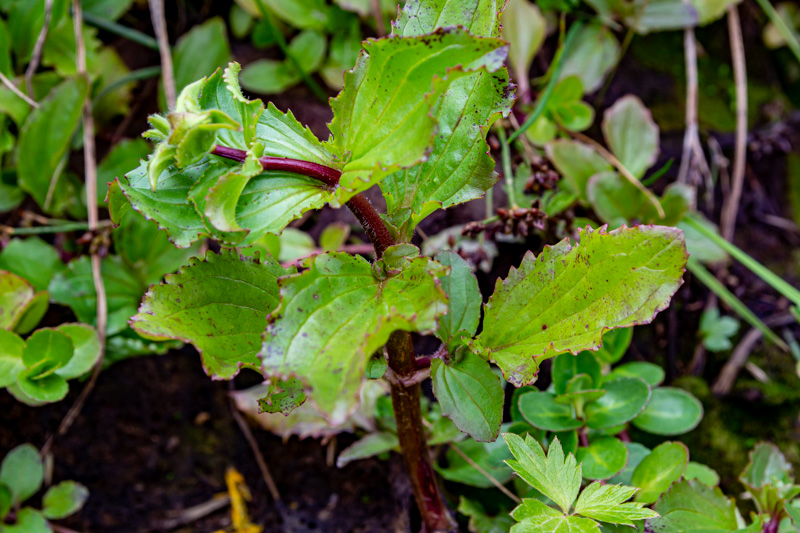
<box><xmin>108</xmin><ymin>1</ymin><xmax>689</xmax><ymax>528</ymax></box>
<box><xmin>0</xmin><ymin>444</ymin><xmax>88</xmax><ymax>533</ymax></box>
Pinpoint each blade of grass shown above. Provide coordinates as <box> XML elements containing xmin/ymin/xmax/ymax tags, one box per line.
<box><xmin>82</xmin><ymin>11</ymin><xmax>160</xmax><ymax>51</ymax></box>
<box><xmin>507</xmin><ymin>21</ymin><xmax>583</xmax><ymax>144</ymax></box>
<box><xmin>684</xmin><ymin>216</ymin><xmax>800</xmax><ymax>308</ymax></box>
<box><xmin>253</xmin><ymin>0</ymin><xmax>328</xmax><ymax>103</ymax></box>
<box><xmin>497</xmin><ymin>127</ymin><xmax>516</xmax><ymax>209</ymax></box>
<box><xmin>687</xmin><ymin>257</ymin><xmax>788</xmax><ymax>351</ymax></box>
<box><xmin>754</xmin><ymin>0</ymin><xmax>800</xmax><ymax>65</ymax></box>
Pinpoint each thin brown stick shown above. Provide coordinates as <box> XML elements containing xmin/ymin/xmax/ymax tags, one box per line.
<box><xmin>677</xmin><ymin>28</ymin><xmax>699</xmax><ymax>185</ymax></box>
<box><xmin>0</xmin><ymin>71</ymin><xmax>39</xmax><ymax>108</ymax></box>
<box><xmin>149</xmin><ymin>0</ymin><xmax>176</xmax><ymax>109</ymax></box>
<box><xmin>720</xmin><ymin>5</ymin><xmax>748</xmax><ymax>242</ymax></box>
<box><xmin>228</xmin><ymin>388</ymin><xmax>281</xmax><ymax>501</ymax></box>
<box><xmin>24</xmin><ymin>0</ymin><xmax>54</xmax><ymax>96</ymax></box>
<box><xmin>41</xmin><ymin>0</ymin><xmax>108</xmax><ymax>458</ymax></box>
<box><xmin>449</xmin><ymin>444</ymin><xmax>520</xmax><ymax>503</ymax></box>
<box><xmin>712</xmin><ymin>314</ymin><xmax>796</xmax><ymax>396</ymax></box>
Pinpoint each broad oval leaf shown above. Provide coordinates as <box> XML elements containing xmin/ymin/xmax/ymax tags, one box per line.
<box><xmin>649</xmin><ymin>480</ymin><xmax>739</xmax><ymax>533</ymax></box>
<box><xmin>132</xmin><ymin>250</ymin><xmax>290</xmax><ymax>380</ymax></box>
<box><xmin>431</xmin><ymin>351</ymin><xmax>504</xmax><ymax>442</ymax></box>
<box><xmin>3</xmin><ymin>507</ymin><xmax>50</xmax><ymax>533</ymax></box>
<box><xmin>518</xmin><ymin>391</ymin><xmax>582</xmax><ymax>432</ymax></box>
<box><xmin>260</xmin><ymin>247</ymin><xmax>447</xmax><ymax>424</ymax></box>
<box><xmin>584</xmin><ymin>377</ymin><xmax>651</xmax><ymax>429</ymax></box>
<box><xmin>0</xmin><ymin>330</ymin><xmax>25</xmax><ymax>387</ymax></box>
<box><xmin>394</xmin><ymin>0</ymin><xmax>504</xmax><ymax>37</ymax></box>
<box><xmin>502</xmin><ymin>0</ymin><xmax>546</xmax><ymax>99</ymax></box>
<box><xmin>684</xmin><ymin>462</ymin><xmax>720</xmax><ymax>487</ymax></box>
<box><xmin>552</xmin><ymin>351</ymin><xmax>602</xmax><ymax>393</ymax></box>
<box><xmin>558</xmin><ymin>23</ymin><xmax>619</xmax><ymax>93</ymax></box>
<box><xmin>601</xmin><ymin>95</ymin><xmax>659</xmax><ymax>179</ymax></box>
<box><xmin>631</xmin><ymin>441</ymin><xmax>688</xmax><ymax>504</ymax></box>
<box><xmin>54</xmin><ymin>324</ymin><xmax>101</xmax><ymax>380</ymax></box>
<box><xmin>0</xmin><ymin>237</ymin><xmax>64</xmax><ymax>292</ymax></box>
<box><xmin>42</xmin><ymin>481</ymin><xmax>89</xmax><ymax>519</ymax></box>
<box><xmin>17</xmin><ymin>77</ymin><xmax>89</xmax><ymax>213</ymax></box>
<box><xmin>576</xmin><ymin>437</ymin><xmax>628</xmax><ymax>480</ymax></box>
<box><xmin>474</xmin><ymin>225</ymin><xmax>687</xmax><ymax>387</ymax></box>
<box><xmin>434</xmin><ymin>251</ymin><xmax>481</xmax><ymax>346</ymax></box>
<box><xmin>605</xmin><ymin>361</ymin><xmax>665</xmax><ymax>387</ymax></box>
<box><xmin>608</xmin><ymin>442</ymin><xmax>651</xmax><ymax>486</ymax></box>
<box><xmin>631</xmin><ymin>387</ymin><xmax>702</xmax><ymax>436</ymax></box>
<box><xmin>0</xmin><ymin>444</ymin><xmax>43</xmax><ymax>506</ymax></box>
<box><xmin>740</xmin><ymin>442</ymin><xmax>792</xmax><ymax>491</ymax></box>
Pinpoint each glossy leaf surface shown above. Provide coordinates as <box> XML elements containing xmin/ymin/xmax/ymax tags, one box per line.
<box><xmin>631</xmin><ymin>387</ymin><xmax>702</xmax><ymax>436</ymax></box>
<box><xmin>631</xmin><ymin>441</ymin><xmax>689</xmax><ymax>504</ymax></box>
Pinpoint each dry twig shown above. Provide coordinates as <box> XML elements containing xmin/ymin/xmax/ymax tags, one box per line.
<box><xmin>449</xmin><ymin>444</ymin><xmax>520</xmax><ymax>503</ymax></box>
<box><xmin>720</xmin><ymin>6</ymin><xmax>748</xmax><ymax>241</ymax></box>
<box><xmin>149</xmin><ymin>0</ymin><xmax>176</xmax><ymax>109</ymax></box>
<box><xmin>676</xmin><ymin>28</ymin><xmax>711</xmax><ymax>188</ymax></box>
<box><xmin>0</xmin><ymin>71</ymin><xmax>39</xmax><ymax>108</ymax></box>
<box><xmin>24</xmin><ymin>0</ymin><xmax>54</xmax><ymax>96</ymax></box>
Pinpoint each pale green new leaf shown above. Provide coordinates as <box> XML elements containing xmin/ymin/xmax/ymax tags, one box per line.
<box><xmin>502</xmin><ymin>0</ymin><xmax>546</xmax><ymax>92</ymax></box>
<box><xmin>602</xmin><ymin>95</ymin><xmax>660</xmax><ymax>180</ymax></box>
<box><xmin>434</xmin><ymin>251</ymin><xmax>481</xmax><ymax>346</ymax></box>
<box><xmin>474</xmin><ymin>225</ymin><xmax>687</xmax><ymax>386</ymax></box>
<box><xmin>42</xmin><ymin>481</ymin><xmax>89</xmax><ymax>519</ymax></box>
<box><xmin>511</xmin><ymin>499</ymin><xmax>599</xmax><ymax>533</ymax></box>
<box><xmin>132</xmin><ymin>250</ymin><xmax>290</xmax><ymax>380</ymax></box>
<box><xmin>260</xmin><ymin>246</ymin><xmax>448</xmax><ymax>424</ymax></box>
<box><xmin>0</xmin><ymin>444</ymin><xmax>42</xmax><ymax>506</ymax></box>
<box><xmin>336</xmin><ymin>432</ymin><xmax>399</xmax><ymax>467</ymax></box>
<box><xmin>573</xmin><ymin>482</ymin><xmax>658</xmax><ymax>525</ymax></box>
<box><xmin>503</xmin><ymin>433</ymin><xmax>581</xmax><ymax>513</ymax></box>
<box><xmin>431</xmin><ymin>351</ymin><xmax>504</xmax><ymax>442</ymax></box>
<box><xmin>328</xmin><ymin>28</ymin><xmax>508</xmax><ymax>203</ymax></box>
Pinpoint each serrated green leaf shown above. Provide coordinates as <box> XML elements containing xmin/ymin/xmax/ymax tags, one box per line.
<box><xmin>17</xmin><ymin>76</ymin><xmax>88</xmax><ymax>213</ymax></box>
<box><xmin>431</xmin><ymin>351</ymin><xmax>504</xmax><ymax>442</ymax></box>
<box><xmin>605</xmin><ymin>362</ymin><xmax>664</xmax><ymax>387</ymax></box>
<box><xmin>585</xmin><ymin>377</ymin><xmax>651</xmax><ymax>429</ymax></box>
<box><xmin>648</xmin><ymin>480</ymin><xmax>739</xmax><ymax>532</ymax></box>
<box><xmin>336</xmin><ymin>432</ymin><xmax>399</xmax><ymax>468</ymax></box>
<box><xmin>261</xmin><ymin>246</ymin><xmax>447</xmax><ymax>423</ymax></box>
<box><xmin>504</xmin><ymin>434</ymin><xmax>582</xmax><ymax>513</ymax></box>
<box><xmin>545</xmin><ymin>140</ymin><xmax>611</xmax><ymax>201</ymax></box>
<box><xmin>258</xmin><ymin>377</ymin><xmax>307</xmax><ymax>415</ymax></box>
<box><xmin>0</xmin><ymin>444</ymin><xmax>43</xmax><ymax>506</ymax></box>
<box><xmin>631</xmin><ymin>387</ymin><xmax>703</xmax><ymax>436</ymax></box>
<box><xmin>518</xmin><ymin>391</ymin><xmax>582</xmax><ymax>432</ymax></box>
<box><xmin>0</xmin><ymin>330</ymin><xmax>25</xmax><ymax>388</ymax></box>
<box><xmin>602</xmin><ymin>95</ymin><xmax>659</xmax><ymax>180</ymax></box>
<box><xmin>132</xmin><ymin>250</ymin><xmax>289</xmax><ymax>380</ymax></box>
<box><xmin>328</xmin><ymin>28</ymin><xmax>508</xmax><ymax>203</ymax></box>
<box><xmin>434</xmin><ymin>251</ymin><xmax>481</xmax><ymax>346</ymax></box>
<box><xmin>474</xmin><ymin>225</ymin><xmax>687</xmax><ymax>387</ymax></box>
<box><xmin>0</xmin><ymin>238</ymin><xmax>64</xmax><ymax>292</ymax></box>
<box><xmin>512</xmin><ymin>502</ymin><xmax>600</xmax><ymax>533</ymax></box>
<box><xmin>3</xmin><ymin>507</ymin><xmax>50</xmax><ymax>533</ymax></box>
<box><xmin>576</xmin><ymin>437</ymin><xmax>629</xmax><ymax>481</ymax></box>
<box><xmin>573</xmin><ymin>481</ymin><xmax>657</xmax><ymax>525</ymax></box>
<box><xmin>381</xmin><ymin>67</ymin><xmax>513</xmax><ymax>238</ymax></box>
<box><xmin>42</xmin><ymin>480</ymin><xmax>89</xmax><ymax>519</ymax></box>
<box><xmin>630</xmin><ymin>441</ymin><xmax>688</xmax><ymax>504</ymax></box>
<box><xmin>394</xmin><ymin>0</ymin><xmax>505</xmax><ymax>37</ymax></box>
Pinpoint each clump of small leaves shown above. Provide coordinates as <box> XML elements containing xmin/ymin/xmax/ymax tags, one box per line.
<box><xmin>0</xmin><ymin>444</ymin><xmax>88</xmax><ymax>533</ymax></box>
<box><xmin>503</xmin><ymin>434</ymin><xmax>657</xmax><ymax>531</ymax></box>
<box><xmin>109</xmin><ymin>0</ymin><xmax>689</xmax><ymax>528</ymax></box>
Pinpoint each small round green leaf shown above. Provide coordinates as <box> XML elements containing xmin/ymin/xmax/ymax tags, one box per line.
<box><xmin>631</xmin><ymin>441</ymin><xmax>688</xmax><ymax>504</ymax></box>
<box><xmin>54</xmin><ymin>324</ymin><xmax>101</xmax><ymax>380</ymax></box>
<box><xmin>632</xmin><ymin>387</ymin><xmax>703</xmax><ymax>436</ymax></box>
<box><xmin>684</xmin><ymin>461</ymin><xmax>720</xmax><ymax>487</ymax></box>
<box><xmin>0</xmin><ymin>270</ymin><xmax>35</xmax><ymax>330</ymax></box>
<box><xmin>518</xmin><ymin>391</ymin><xmax>582</xmax><ymax>432</ymax></box>
<box><xmin>605</xmin><ymin>361</ymin><xmax>665</xmax><ymax>387</ymax></box>
<box><xmin>0</xmin><ymin>330</ymin><xmax>25</xmax><ymax>388</ymax></box>
<box><xmin>585</xmin><ymin>377</ymin><xmax>651</xmax><ymax>429</ymax></box>
<box><xmin>608</xmin><ymin>442</ymin><xmax>651</xmax><ymax>486</ymax></box>
<box><xmin>42</xmin><ymin>481</ymin><xmax>89</xmax><ymax>519</ymax></box>
<box><xmin>21</xmin><ymin>329</ymin><xmax>73</xmax><ymax>369</ymax></box>
<box><xmin>0</xmin><ymin>483</ymin><xmax>11</xmax><ymax>519</ymax></box>
<box><xmin>13</xmin><ymin>291</ymin><xmax>49</xmax><ymax>335</ymax></box>
<box><xmin>4</xmin><ymin>507</ymin><xmax>50</xmax><ymax>533</ymax></box>
<box><xmin>552</xmin><ymin>351</ymin><xmax>602</xmax><ymax>394</ymax></box>
<box><xmin>576</xmin><ymin>437</ymin><xmax>629</xmax><ymax>480</ymax></box>
<box><xmin>16</xmin><ymin>366</ymin><xmax>69</xmax><ymax>403</ymax></box>
<box><xmin>0</xmin><ymin>444</ymin><xmax>43</xmax><ymax>505</ymax></box>
<box><xmin>554</xmin><ymin>389</ymin><xmax>606</xmax><ymax>406</ymax></box>
<box><xmin>593</xmin><ymin>327</ymin><xmax>633</xmax><ymax>365</ymax></box>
